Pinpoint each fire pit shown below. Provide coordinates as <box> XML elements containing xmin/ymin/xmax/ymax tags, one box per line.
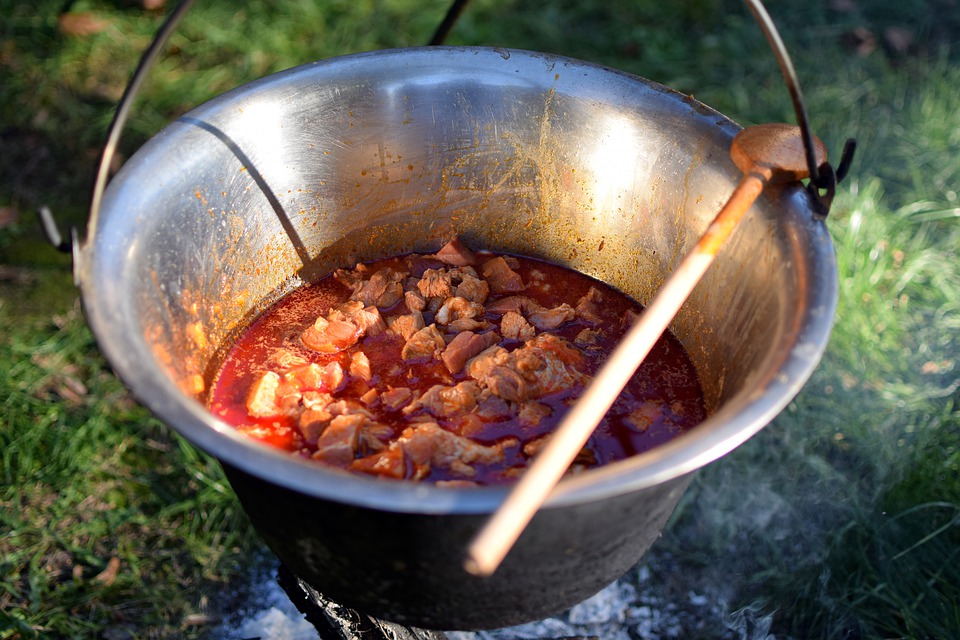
<box><xmin>222</xmin><ymin>558</ymin><xmax>750</xmax><ymax>639</ymax></box>
<box><xmin>71</xmin><ymin>4</ymin><xmax>839</xmax><ymax>632</ymax></box>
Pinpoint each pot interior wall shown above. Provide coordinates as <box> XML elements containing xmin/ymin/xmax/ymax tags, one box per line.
<box><xmin>82</xmin><ymin>47</ymin><xmax>834</xmax><ymax>489</ymax></box>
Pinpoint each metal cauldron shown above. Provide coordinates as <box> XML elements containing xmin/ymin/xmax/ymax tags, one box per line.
<box><xmin>74</xmin><ymin>46</ymin><xmax>837</xmax><ymax>629</ymax></box>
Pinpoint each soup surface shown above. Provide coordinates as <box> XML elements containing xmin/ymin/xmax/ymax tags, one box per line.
<box><xmin>209</xmin><ymin>238</ymin><xmax>706</xmax><ymax>485</ymax></box>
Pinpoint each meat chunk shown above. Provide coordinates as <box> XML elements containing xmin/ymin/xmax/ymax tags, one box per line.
<box><xmin>360</xmin><ymin>388</ymin><xmax>379</xmax><ymax>406</ymax></box>
<box><xmin>441</xmin><ymin>330</ymin><xmax>500</xmax><ymax>374</ymax></box>
<box><xmin>487</xmin><ymin>295</ymin><xmax>574</xmax><ymax>330</ymax></box>
<box><xmin>353</xmin><ymin>268</ymin><xmax>404</xmax><ymax>309</ymax></box>
<box><xmin>485</xmin><ymin>295</ymin><xmax>532</xmax><ymax>315</ymax></box>
<box><xmin>411</xmin><ymin>381</ymin><xmax>482</xmax><ymax>418</ymax></box>
<box><xmin>349</xmin><ymin>351</ymin><xmax>372</xmax><ymax>382</ymax></box>
<box><xmin>526</xmin><ymin>302</ymin><xmax>576</xmax><ymax>331</ymax></box>
<box><xmin>622</xmin><ymin>308</ymin><xmax>642</xmax><ymax>329</ymax></box>
<box><xmin>464</xmin><ymin>333</ymin><xmax>587</xmax><ymax>401</ymax></box>
<box><xmin>324</xmin><ymin>398</ymin><xmax>375</xmax><ymax>420</ymax></box>
<box><xmin>301</xmin><ymin>301</ymin><xmax>385</xmax><ymax>353</ymax></box>
<box><xmin>481</xmin><ymin>256</ymin><xmax>524</xmax><ymax>294</ymax></box>
<box><xmin>448</xmin><ymin>265</ymin><xmax>479</xmax><ymax>279</ymax></box>
<box><xmin>482</xmin><ymin>365</ymin><xmax>530</xmax><ymax>402</ymax></box>
<box><xmin>464</xmin><ymin>345</ymin><xmax>510</xmax><ymax>381</ymax></box>
<box><xmin>455</xmin><ymin>272</ymin><xmax>489</xmax><ymax>303</ymax></box>
<box><xmin>283</xmin><ymin>361</ymin><xmax>344</xmax><ymax>392</ymax></box>
<box><xmin>530</xmin><ymin>332</ymin><xmax>584</xmax><ymax>365</ymax></box>
<box><xmin>282</xmin><ymin>363</ymin><xmax>324</xmax><ymax>390</ymax></box>
<box><xmin>526</xmin><ymin>334</ymin><xmax>589</xmax><ymax>397</ymax></box>
<box><xmin>434</xmin><ymin>237</ymin><xmax>477</xmax><ymax>266</ymax></box>
<box><xmin>401</xmin><ymin>324</ymin><xmax>446</xmax><ymax>361</ymax></box>
<box><xmin>417</xmin><ymin>268</ymin><xmax>454</xmax><ymax>299</ymax></box>
<box><xmin>398</xmin><ymin>422</ymin><xmax>516</xmax><ymax>477</ymax></box>
<box><xmin>522</xmin><ymin>434</ymin><xmax>548</xmax><ymax>458</ymax></box>
<box><xmin>435</xmin><ymin>296</ymin><xmax>485</xmax><ymax>327</ymax></box>
<box><xmin>299</xmin><ymin>406</ymin><xmax>333</xmax><ymax>443</ymax></box>
<box><xmin>475</xmin><ymin>389</ymin><xmax>512</xmax><ymax>420</ymax></box>
<box><xmin>388</xmin><ymin>310</ymin><xmax>425</xmax><ymax>341</ymax></box>
<box><xmin>425</xmin><ymin>294</ymin><xmax>446</xmax><ymax>314</ymax></box>
<box><xmin>404</xmin><ymin>289</ymin><xmax>427</xmax><ymax>312</ymax></box>
<box><xmin>349</xmin><ymin>447</ymin><xmax>406</xmax><ymax>479</ymax></box>
<box><xmin>446</xmin><ymin>318</ymin><xmax>492</xmax><ymax>333</ymax></box>
<box><xmin>347</xmin><ymin>304</ymin><xmax>387</xmax><ymax>337</ymax></box>
<box><xmin>575</xmin><ymin>286</ymin><xmax>604</xmax><ymax>324</ymax></box>
<box><xmin>265</xmin><ymin>348</ymin><xmax>307</xmax><ymax>370</ymax></box>
<box><xmin>333</xmin><ymin>263</ymin><xmax>368</xmax><ymax>288</ymax></box>
<box><xmin>325</xmin><ymin>362</ymin><xmax>345</xmax><ymax>390</ymax></box>
<box><xmin>359</xmin><ymin>421</ymin><xmax>393</xmax><ymax>452</ymax></box>
<box><xmin>500</xmin><ymin>310</ymin><xmax>535</xmax><ymax>341</ymax></box>
<box><xmin>301</xmin><ymin>316</ymin><xmax>360</xmax><ymax>353</ymax></box>
<box><xmin>245</xmin><ymin>371</ymin><xmax>283</xmax><ymax>418</ymax></box>
<box><xmin>450</xmin><ymin>412</ymin><xmax>487</xmax><ymax>438</ymax></box>
<box><xmin>301</xmin><ymin>390</ymin><xmax>334</xmax><ymax>410</ymax></box>
<box><xmin>312</xmin><ymin>414</ymin><xmax>364</xmax><ymax>465</ymax></box>
<box><xmin>509</xmin><ymin>347</ymin><xmax>543</xmax><ymax>378</ymax></box>
<box><xmin>381</xmin><ymin>386</ymin><xmax>413</xmax><ymax>411</ymax></box>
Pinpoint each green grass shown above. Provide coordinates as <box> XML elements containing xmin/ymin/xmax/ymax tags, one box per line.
<box><xmin>662</xmin><ymin>47</ymin><xmax>960</xmax><ymax>637</ymax></box>
<box><xmin>2</xmin><ymin>0</ymin><xmax>959</xmax><ymax>637</ymax></box>
<box><xmin>0</xmin><ymin>277</ymin><xmax>258</xmax><ymax>637</ymax></box>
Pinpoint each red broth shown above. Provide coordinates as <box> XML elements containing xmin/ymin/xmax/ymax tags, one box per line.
<box><xmin>209</xmin><ymin>242</ymin><xmax>705</xmax><ymax>485</ymax></box>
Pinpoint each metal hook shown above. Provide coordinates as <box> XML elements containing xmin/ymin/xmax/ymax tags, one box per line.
<box><xmin>36</xmin><ymin>206</ymin><xmax>72</xmax><ymax>253</ymax></box>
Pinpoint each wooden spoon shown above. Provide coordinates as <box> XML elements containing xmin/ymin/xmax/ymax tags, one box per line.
<box><xmin>464</xmin><ymin>123</ymin><xmax>827</xmax><ymax>577</ymax></box>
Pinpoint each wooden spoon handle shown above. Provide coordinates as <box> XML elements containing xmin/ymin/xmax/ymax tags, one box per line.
<box><xmin>465</xmin><ymin>124</ymin><xmax>824</xmax><ymax>577</ymax></box>
<box><xmin>464</xmin><ymin>171</ymin><xmax>769</xmax><ymax>577</ymax></box>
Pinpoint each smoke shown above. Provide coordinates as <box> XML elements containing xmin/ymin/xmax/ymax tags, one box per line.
<box><xmin>446</xmin><ymin>563</ymin><xmax>738</xmax><ymax>640</ymax></box>
<box><xmin>724</xmin><ymin>604</ymin><xmax>777</xmax><ymax>640</ymax></box>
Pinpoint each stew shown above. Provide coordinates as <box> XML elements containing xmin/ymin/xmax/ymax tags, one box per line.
<box><xmin>209</xmin><ymin>238</ymin><xmax>706</xmax><ymax>486</ymax></box>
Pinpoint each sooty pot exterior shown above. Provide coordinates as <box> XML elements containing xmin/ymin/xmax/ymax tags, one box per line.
<box><xmin>225</xmin><ymin>463</ymin><xmax>692</xmax><ymax>629</ymax></box>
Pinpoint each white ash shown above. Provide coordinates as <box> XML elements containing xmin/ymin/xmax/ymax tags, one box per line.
<box><xmin>212</xmin><ymin>554</ymin><xmax>774</xmax><ymax>640</ymax></box>
<box><xmin>446</xmin><ymin>563</ymin><xmax>725</xmax><ymax>640</ymax></box>
<box><xmin>213</xmin><ymin>565</ymin><xmax>319</xmax><ymax>640</ymax></box>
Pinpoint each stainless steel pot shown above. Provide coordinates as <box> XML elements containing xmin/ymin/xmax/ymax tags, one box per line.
<box><xmin>75</xmin><ymin>46</ymin><xmax>837</xmax><ymax>629</ymax></box>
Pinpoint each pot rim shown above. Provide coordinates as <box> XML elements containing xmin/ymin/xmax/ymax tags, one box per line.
<box><xmin>77</xmin><ymin>46</ymin><xmax>838</xmax><ymax>516</ymax></box>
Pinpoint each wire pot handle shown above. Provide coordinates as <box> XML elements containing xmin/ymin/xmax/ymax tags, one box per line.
<box><xmin>57</xmin><ymin>0</ymin><xmax>853</xmax><ymax>262</ymax></box>
<box><xmin>740</xmin><ymin>0</ymin><xmax>856</xmax><ymax>208</ymax></box>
